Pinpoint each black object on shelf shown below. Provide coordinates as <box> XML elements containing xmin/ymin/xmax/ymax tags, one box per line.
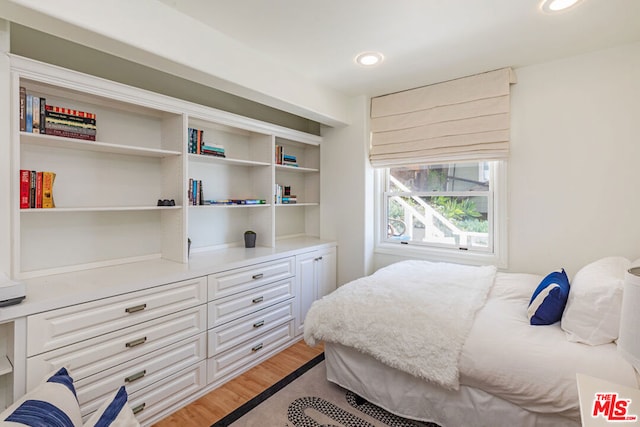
<box><xmin>244</xmin><ymin>231</ymin><xmax>256</xmax><ymax>248</ymax></box>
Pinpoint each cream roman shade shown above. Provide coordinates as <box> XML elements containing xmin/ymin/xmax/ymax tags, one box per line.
<box><xmin>370</xmin><ymin>67</ymin><xmax>516</xmax><ymax>167</ymax></box>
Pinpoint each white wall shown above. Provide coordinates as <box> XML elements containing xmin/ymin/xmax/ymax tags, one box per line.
<box><xmin>0</xmin><ymin>0</ymin><xmax>349</xmax><ymax>126</ymax></box>
<box><xmin>321</xmin><ymin>96</ymin><xmax>375</xmax><ymax>285</ymax></box>
<box><xmin>0</xmin><ymin>20</ymin><xmax>11</xmax><ymax>276</ymax></box>
<box><xmin>508</xmin><ymin>41</ymin><xmax>640</xmax><ymax>276</ymax></box>
<box><xmin>370</xmin><ymin>41</ymin><xmax>640</xmax><ymax>277</ymax></box>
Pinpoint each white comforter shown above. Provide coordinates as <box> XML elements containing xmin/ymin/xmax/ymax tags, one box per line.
<box><xmin>305</xmin><ymin>262</ymin><xmax>639</xmax><ymax>419</ymax></box>
<box><xmin>460</xmin><ymin>272</ymin><xmax>638</xmax><ymax>418</ymax></box>
<box><xmin>304</xmin><ymin>260</ymin><xmax>496</xmax><ymax>390</ymax></box>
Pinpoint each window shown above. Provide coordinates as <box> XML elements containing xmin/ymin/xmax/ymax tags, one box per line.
<box><xmin>376</xmin><ymin>161</ymin><xmax>506</xmax><ymax>266</ymax></box>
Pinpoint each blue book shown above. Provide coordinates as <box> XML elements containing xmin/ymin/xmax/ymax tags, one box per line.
<box><xmin>26</xmin><ymin>94</ymin><xmax>32</xmax><ymax>133</ymax></box>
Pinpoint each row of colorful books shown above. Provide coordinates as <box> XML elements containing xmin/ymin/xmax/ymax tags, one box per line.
<box><xmin>20</xmin><ymin>87</ymin><xmax>97</xmax><ymax>141</ymax></box>
<box><xmin>275</xmin><ymin>184</ymin><xmax>297</xmax><ymax>204</ymax></box>
<box><xmin>188</xmin><ymin>127</ymin><xmax>226</xmax><ymax>157</ymax></box>
<box><xmin>20</xmin><ymin>169</ymin><xmax>56</xmax><ymax>209</ymax></box>
<box><xmin>202</xmin><ymin>199</ymin><xmax>267</xmax><ymax>205</ymax></box>
<box><xmin>275</xmin><ymin>145</ymin><xmax>298</xmax><ymax>167</ymax></box>
<box><xmin>188</xmin><ymin>178</ymin><xmax>204</xmax><ymax>205</ymax></box>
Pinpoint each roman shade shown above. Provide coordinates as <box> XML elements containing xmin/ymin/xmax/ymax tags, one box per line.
<box><xmin>370</xmin><ymin>67</ymin><xmax>516</xmax><ymax>167</ymax></box>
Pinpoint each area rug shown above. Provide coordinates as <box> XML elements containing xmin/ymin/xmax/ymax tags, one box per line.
<box><xmin>211</xmin><ymin>353</ymin><xmax>440</xmax><ymax>427</ymax></box>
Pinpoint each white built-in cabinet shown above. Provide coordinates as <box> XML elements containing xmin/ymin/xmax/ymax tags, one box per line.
<box><xmin>9</xmin><ymin>54</ymin><xmax>322</xmax><ymax>280</ymax></box>
<box><xmin>3</xmin><ymin>54</ymin><xmax>337</xmax><ymax>426</ymax></box>
<box><xmin>296</xmin><ymin>246</ymin><xmax>337</xmax><ymax>335</ymax></box>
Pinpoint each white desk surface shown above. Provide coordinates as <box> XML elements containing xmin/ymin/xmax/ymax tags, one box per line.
<box><xmin>577</xmin><ymin>373</ymin><xmax>640</xmax><ymax>426</ymax></box>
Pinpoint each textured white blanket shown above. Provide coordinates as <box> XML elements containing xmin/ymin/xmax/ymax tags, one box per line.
<box><xmin>304</xmin><ymin>260</ymin><xmax>496</xmax><ymax>390</ymax></box>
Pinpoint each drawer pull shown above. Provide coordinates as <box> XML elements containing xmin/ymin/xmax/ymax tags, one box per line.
<box><xmin>125</xmin><ymin>370</ymin><xmax>147</xmax><ymax>383</ymax></box>
<box><xmin>252</xmin><ymin>343</ymin><xmax>263</xmax><ymax>352</ymax></box>
<box><xmin>252</xmin><ymin>273</ymin><xmax>264</xmax><ymax>280</ymax></box>
<box><xmin>132</xmin><ymin>402</ymin><xmax>146</xmax><ymax>415</ymax></box>
<box><xmin>125</xmin><ymin>304</ymin><xmax>147</xmax><ymax>314</ymax></box>
<box><xmin>125</xmin><ymin>337</ymin><xmax>147</xmax><ymax>348</ymax></box>
<box><xmin>252</xmin><ymin>296</ymin><xmax>264</xmax><ymax>304</ymax></box>
<box><xmin>253</xmin><ymin>320</ymin><xmax>265</xmax><ymax>328</ymax></box>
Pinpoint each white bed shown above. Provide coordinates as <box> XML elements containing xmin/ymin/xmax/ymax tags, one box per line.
<box><xmin>304</xmin><ymin>259</ymin><xmax>638</xmax><ymax>427</ymax></box>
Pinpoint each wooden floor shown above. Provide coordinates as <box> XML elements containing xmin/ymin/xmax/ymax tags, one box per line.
<box><xmin>152</xmin><ymin>340</ymin><xmax>324</xmax><ymax>427</ymax></box>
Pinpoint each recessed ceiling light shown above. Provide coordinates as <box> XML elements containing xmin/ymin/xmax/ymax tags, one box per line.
<box><xmin>355</xmin><ymin>52</ymin><xmax>384</xmax><ymax>67</ymax></box>
<box><xmin>540</xmin><ymin>0</ymin><xmax>582</xmax><ymax>13</ymax></box>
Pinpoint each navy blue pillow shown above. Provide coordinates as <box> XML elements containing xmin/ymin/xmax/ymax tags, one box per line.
<box><xmin>528</xmin><ymin>269</ymin><xmax>570</xmax><ymax>325</ymax></box>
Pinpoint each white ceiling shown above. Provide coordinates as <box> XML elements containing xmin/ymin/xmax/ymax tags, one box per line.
<box><xmin>157</xmin><ymin>0</ymin><xmax>640</xmax><ymax>98</ymax></box>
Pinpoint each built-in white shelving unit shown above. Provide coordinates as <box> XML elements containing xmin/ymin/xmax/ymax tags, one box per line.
<box><xmin>3</xmin><ymin>54</ymin><xmax>333</xmax><ymax>427</ymax></box>
<box><xmin>10</xmin><ymin>55</ymin><xmax>323</xmax><ymax>280</ymax></box>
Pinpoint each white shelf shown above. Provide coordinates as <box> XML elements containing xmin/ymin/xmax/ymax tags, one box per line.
<box><xmin>12</xmin><ymin>55</ymin><xmax>322</xmax><ymax>279</ymax></box>
<box><xmin>188</xmin><ymin>153</ymin><xmax>270</xmax><ymax>167</ymax></box>
<box><xmin>189</xmin><ymin>204</ymin><xmax>271</xmax><ymax>208</ymax></box>
<box><xmin>275</xmin><ymin>164</ymin><xmax>319</xmax><ymax>173</ymax></box>
<box><xmin>21</xmin><ymin>133</ymin><xmax>181</xmax><ymax>158</ymax></box>
<box><xmin>20</xmin><ymin>206</ymin><xmax>182</xmax><ymax>213</ymax></box>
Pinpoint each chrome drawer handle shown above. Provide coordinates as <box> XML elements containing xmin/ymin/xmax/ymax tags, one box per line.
<box><xmin>125</xmin><ymin>370</ymin><xmax>146</xmax><ymax>383</ymax></box>
<box><xmin>125</xmin><ymin>304</ymin><xmax>147</xmax><ymax>314</ymax></box>
<box><xmin>251</xmin><ymin>343</ymin><xmax>263</xmax><ymax>352</ymax></box>
<box><xmin>252</xmin><ymin>296</ymin><xmax>264</xmax><ymax>304</ymax></box>
<box><xmin>252</xmin><ymin>273</ymin><xmax>264</xmax><ymax>280</ymax></box>
<box><xmin>125</xmin><ymin>337</ymin><xmax>147</xmax><ymax>348</ymax></box>
<box><xmin>253</xmin><ymin>320</ymin><xmax>265</xmax><ymax>328</ymax></box>
<box><xmin>132</xmin><ymin>402</ymin><xmax>146</xmax><ymax>415</ymax></box>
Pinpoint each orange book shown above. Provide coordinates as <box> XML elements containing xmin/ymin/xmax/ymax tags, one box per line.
<box><xmin>42</xmin><ymin>171</ymin><xmax>56</xmax><ymax>208</ymax></box>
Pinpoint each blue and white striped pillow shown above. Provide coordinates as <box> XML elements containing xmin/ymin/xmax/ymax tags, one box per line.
<box><xmin>0</xmin><ymin>367</ymin><xmax>83</xmax><ymax>427</ymax></box>
<box><xmin>528</xmin><ymin>268</ymin><xmax>571</xmax><ymax>325</ymax></box>
<box><xmin>83</xmin><ymin>386</ymin><xmax>139</xmax><ymax>427</ymax></box>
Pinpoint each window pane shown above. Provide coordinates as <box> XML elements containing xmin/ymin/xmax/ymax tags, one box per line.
<box><xmin>386</xmin><ymin>194</ymin><xmax>490</xmax><ymax>249</ymax></box>
<box><xmin>388</xmin><ymin>163</ymin><xmax>490</xmax><ymax>193</ymax></box>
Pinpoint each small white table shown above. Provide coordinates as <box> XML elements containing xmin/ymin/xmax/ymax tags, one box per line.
<box><xmin>577</xmin><ymin>373</ymin><xmax>640</xmax><ymax>426</ymax></box>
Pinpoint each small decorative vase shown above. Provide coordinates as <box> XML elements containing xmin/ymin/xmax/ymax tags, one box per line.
<box><xmin>244</xmin><ymin>231</ymin><xmax>256</xmax><ymax>248</ymax></box>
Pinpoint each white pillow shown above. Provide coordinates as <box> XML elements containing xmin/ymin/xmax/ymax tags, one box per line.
<box><xmin>0</xmin><ymin>367</ymin><xmax>83</xmax><ymax>427</ymax></box>
<box><xmin>83</xmin><ymin>386</ymin><xmax>139</xmax><ymax>427</ymax></box>
<box><xmin>561</xmin><ymin>256</ymin><xmax>630</xmax><ymax>345</ymax></box>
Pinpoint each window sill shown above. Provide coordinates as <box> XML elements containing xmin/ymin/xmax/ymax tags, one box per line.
<box><xmin>375</xmin><ymin>242</ymin><xmax>507</xmax><ymax>269</ymax></box>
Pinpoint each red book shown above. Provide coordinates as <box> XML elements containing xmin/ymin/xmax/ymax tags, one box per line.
<box><xmin>35</xmin><ymin>171</ymin><xmax>43</xmax><ymax>208</ymax></box>
<box><xmin>45</xmin><ymin>104</ymin><xmax>96</xmax><ymax>120</ymax></box>
<box><xmin>19</xmin><ymin>169</ymin><xmax>30</xmax><ymax>209</ymax></box>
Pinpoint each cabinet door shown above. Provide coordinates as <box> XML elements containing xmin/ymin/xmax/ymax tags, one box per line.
<box><xmin>296</xmin><ymin>251</ymin><xmax>318</xmax><ymax>335</ymax></box>
<box><xmin>316</xmin><ymin>247</ymin><xmax>337</xmax><ymax>299</ymax></box>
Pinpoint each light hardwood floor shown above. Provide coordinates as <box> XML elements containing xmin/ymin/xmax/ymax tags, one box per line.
<box><xmin>152</xmin><ymin>340</ymin><xmax>324</xmax><ymax>427</ymax></box>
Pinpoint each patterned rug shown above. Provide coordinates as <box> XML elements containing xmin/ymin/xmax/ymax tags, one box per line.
<box><xmin>211</xmin><ymin>353</ymin><xmax>440</xmax><ymax>427</ymax></box>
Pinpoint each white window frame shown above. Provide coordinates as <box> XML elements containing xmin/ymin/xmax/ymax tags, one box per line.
<box><xmin>374</xmin><ymin>161</ymin><xmax>508</xmax><ymax>268</ymax></box>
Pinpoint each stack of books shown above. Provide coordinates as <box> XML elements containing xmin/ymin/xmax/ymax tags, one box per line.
<box><xmin>275</xmin><ymin>145</ymin><xmax>298</xmax><ymax>167</ymax></box>
<box><xmin>201</xmin><ymin>143</ymin><xmax>225</xmax><ymax>158</ymax></box>
<box><xmin>188</xmin><ymin>178</ymin><xmax>203</xmax><ymax>205</ymax></box>
<box><xmin>20</xmin><ymin>87</ymin><xmax>97</xmax><ymax>141</ymax></box>
<box><xmin>188</xmin><ymin>127</ymin><xmax>226</xmax><ymax>157</ymax></box>
<box><xmin>282</xmin><ymin>154</ymin><xmax>298</xmax><ymax>167</ymax></box>
<box><xmin>19</xmin><ymin>169</ymin><xmax>56</xmax><ymax>209</ymax></box>
<box><xmin>275</xmin><ymin>184</ymin><xmax>297</xmax><ymax>204</ymax></box>
<box><xmin>202</xmin><ymin>199</ymin><xmax>266</xmax><ymax>205</ymax></box>
<box><xmin>188</xmin><ymin>128</ymin><xmax>203</xmax><ymax>154</ymax></box>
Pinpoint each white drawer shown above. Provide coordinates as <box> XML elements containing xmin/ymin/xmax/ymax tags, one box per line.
<box><xmin>208</xmin><ymin>257</ymin><xmax>294</xmax><ymax>300</ymax></box>
<box><xmin>207</xmin><ymin>320</ymin><xmax>294</xmax><ymax>384</ymax></box>
<box><xmin>120</xmin><ymin>360</ymin><xmax>206</xmax><ymax>426</ymax></box>
<box><xmin>27</xmin><ymin>305</ymin><xmax>206</xmax><ymax>390</ymax></box>
<box><xmin>207</xmin><ymin>278</ymin><xmax>294</xmax><ymax>328</ymax></box>
<box><xmin>76</xmin><ymin>332</ymin><xmax>206</xmax><ymax>418</ymax></box>
<box><xmin>208</xmin><ymin>299</ymin><xmax>294</xmax><ymax>357</ymax></box>
<box><xmin>27</xmin><ymin>276</ymin><xmax>207</xmax><ymax>356</ymax></box>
